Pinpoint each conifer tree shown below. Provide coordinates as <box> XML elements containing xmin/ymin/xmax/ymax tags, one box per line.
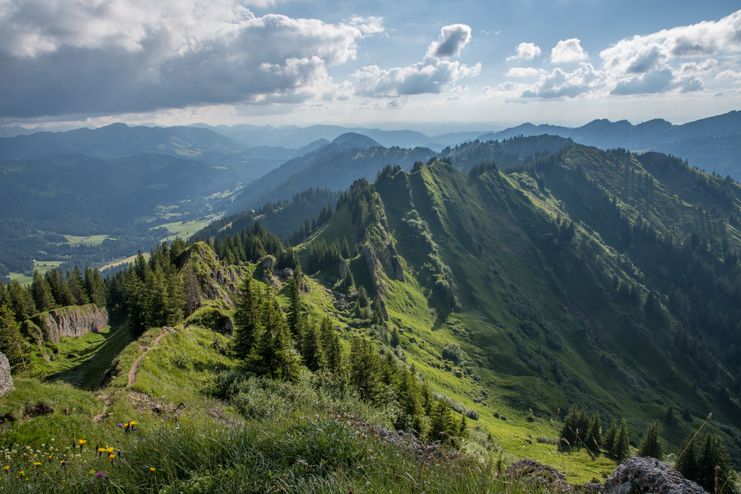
<box><xmin>0</xmin><ymin>304</ymin><xmax>27</xmax><ymax>368</ymax></box>
<box><xmin>301</xmin><ymin>321</ymin><xmax>324</xmax><ymax>372</ymax></box>
<box><xmin>349</xmin><ymin>337</ymin><xmax>382</xmax><ymax>401</ymax></box>
<box><xmin>46</xmin><ymin>270</ymin><xmax>74</xmax><ymax>307</ymax></box>
<box><xmin>697</xmin><ymin>434</ymin><xmax>736</xmax><ymax>494</ymax></box>
<box><xmin>7</xmin><ymin>280</ymin><xmax>36</xmax><ymax>321</ymax></box>
<box><xmin>390</xmin><ymin>327</ymin><xmax>400</xmax><ymax>348</ymax></box>
<box><xmin>286</xmin><ymin>274</ymin><xmax>305</xmax><ymax>339</ymax></box>
<box><xmin>0</xmin><ymin>283</ymin><xmax>7</xmax><ymax>307</ymax></box>
<box><xmin>675</xmin><ymin>434</ymin><xmax>699</xmax><ymax>483</ymax></box>
<box><xmin>604</xmin><ymin>419</ymin><xmax>618</xmax><ymax>454</ymax></box>
<box><xmin>68</xmin><ymin>267</ymin><xmax>90</xmax><ymax>305</ymax></box>
<box><xmin>560</xmin><ymin>406</ymin><xmax>588</xmax><ymax>449</ymax></box>
<box><xmin>612</xmin><ymin>419</ymin><xmax>631</xmax><ymax>461</ymax></box>
<box><xmin>319</xmin><ymin>317</ymin><xmax>342</xmax><ymax>374</ymax></box>
<box><xmin>32</xmin><ymin>270</ymin><xmax>56</xmax><ymax>312</ymax></box>
<box><xmin>394</xmin><ymin>367</ymin><xmax>425</xmax><ymax>435</ymax></box>
<box><xmin>84</xmin><ymin>268</ymin><xmax>107</xmax><ymax>308</ymax></box>
<box><xmin>428</xmin><ymin>399</ymin><xmax>455</xmax><ymax>444</ymax></box>
<box><xmin>233</xmin><ymin>275</ymin><xmax>261</xmax><ymax>359</ymax></box>
<box><xmin>586</xmin><ymin>412</ymin><xmax>603</xmax><ymax>453</ymax></box>
<box><xmin>249</xmin><ymin>292</ymin><xmax>300</xmax><ymax>382</ymax></box>
<box><xmin>639</xmin><ymin>421</ymin><xmax>663</xmax><ymax>459</ymax></box>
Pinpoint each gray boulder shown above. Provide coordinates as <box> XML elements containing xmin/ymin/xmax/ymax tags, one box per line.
<box><xmin>0</xmin><ymin>352</ymin><xmax>13</xmax><ymax>396</ymax></box>
<box><xmin>604</xmin><ymin>457</ymin><xmax>707</xmax><ymax>494</ymax></box>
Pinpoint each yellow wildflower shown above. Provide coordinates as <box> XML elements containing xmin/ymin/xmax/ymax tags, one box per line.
<box><xmin>107</xmin><ymin>453</ymin><xmax>116</xmax><ymax>462</ymax></box>
<box><xmin>147</xmin><ymin>466</ymin><xmax>156</xmax><ymax>473</ymax></box>
<box><xmin>32</xmin><ymin>461</ymin><xmax>42</xmax><ymax>467</ymax></box>
<box><xmin>2</xmin><ymin>465</ymin><xmax>9</xmax><ymax>473</ymax></box>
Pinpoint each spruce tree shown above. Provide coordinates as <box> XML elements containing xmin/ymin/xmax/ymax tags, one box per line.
<box><xmin>249</xmin><ymin>292</ymin><xmax>300</xmax><ymax>382</ymax></box>
<box><xmin>68</xmin><ymin>267</ymin><xmax>90</xmax><ymax>305</ymax></box>
<box><xmin>84</xmin><ymin>268</ymin><xmax>107</xmax><ymax>308</ymax></box>
<box><xmin>586</xmin><ymin>412</ymin><xmax>603</xmax><ymax>453</ymax></box>
<box><xmin>428</xmin><ymin>399</ymin><xmax>455</xmax><ymax>444</ymax></box>
<box><xmin>639</xmin><ymin>421</ymin><xmax>663</xmax><ymax>459</ymax></box>
<box><xmin>7</xmin><ymin>280</ymin><xmax>36</xmax><ymax>321</ymax></box>
<box><xmin>394</xmin><ymin>367</ymin><xmax>424</xmax><ymax>435</ymax></box>
<box><xmin>612</xmin><ymin>419</ymin><xmax>631</xmax><ymax>461</ymax></box>
<box><xmin>32</xmin><ymin>270</ymin><xmax>56</xmax><ymax>312</ymax></box>
<box><xmin>301</xmin><ymin>321</ymin><xmax>324</xmax><ymax>372</ymax></box>
<box><xmin>0</xmin><ymin>283</ymin><xmax>7</xmax><ymax>307</ymax></box>
<box><xmin>675</xmin><ymin>434</ymin><xmax>699</xmax><ymax>482</ymax></box>
<box><xmin>286</xmin><ymin>274</ymin><xmax>305</xmax><ymax>339</ymax></box>
<box><xmin>349</xmin><ymin>337</ymin><xmax>382</xmax><ymax>401</ymax></box>
<box><xmin>46</xmin><ymin>270</ymin><xmax>74</xmax><ymax>307</ymax></box>
<box><xmin>319</xmin><ymin>317</ymin><xmax>342</xmax><ymax>374</ymax></box>
<box><xmin>604</xmin><ymin>419</ymin><xmax>618</xmax><ymax>454</ymax></box>
<box><xmin>233</xmin><ymin>275</ymin><xmax>261</xmax><ymax>359</ymax></box>
<box><xmin>697</xmin><ymin>434</ymin><xmax>736</xmax><ymax>494</ymax></box>
<box><xmin>0</xmin><ymin>304</ymin><xmax>27</xmax><ymax>368</ymax></box>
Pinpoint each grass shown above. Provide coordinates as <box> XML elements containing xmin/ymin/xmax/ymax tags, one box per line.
<box><xmin>64</xmin><ymin>234</ymin><xmax>113</xmax><ymax>247</ymax></box>
<box><xmin>7</xmin><ymin>260</ymin><xmax>65</xmax><ymax>284</ymax></box>
<box><xmin>154</xmin><ymin>219</ymin><xmax>213</xmax><ymax>242</ymax></box>
<box><xmin>99</xmin><ymin>253</ymin><xmax>150</xmax><ymax>273</ymax></box>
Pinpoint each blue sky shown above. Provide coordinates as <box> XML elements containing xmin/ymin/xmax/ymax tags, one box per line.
<box><xmin>0</xmin><ymin>0</ymin><xmax>739</xmax><ymax>130</ymax></box>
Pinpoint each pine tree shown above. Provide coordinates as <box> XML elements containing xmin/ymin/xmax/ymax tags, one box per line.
<box><xmin>46</xmin><ymin>270</ymin><xmax>73</xmax><ymax>307</ymax></box>
<box><xmin>124</xmin><ymin>269</ymin><xmax>147</xmax><ymax>335</ymax></box>
<box><xmin>31</xmin><ymin>271</ymin><xmax>56</xmax><ymax>312</ymax></box>
<box><xmin>7</xmin><ymin>280</ymin><xmax>36</xmax><ymax>321</ymax></box>
<box><xmin>0</xmin><ymin>283</ymin><xmax>7</xmax><ymax>307</ymax></box>
<box><xmin>0</xmin><ymin>304</ymin><xmax>27</xmax><ymax>368</ymax></box>
<box><xmin>349</xmin><ymin>337</ymin><xmax>382</xmax><ymax>402</ymax></box>
<box><xmin>249</xmin><ymin>292</ymin><xmax>300</xmax><ymax>382</ymax></box>
<box><xmin>697</xmin><ymin>434</ymin><xmax>736</xmax><ymax>494</ymax></box>
<box><xmin>586</xmin><ymin>412</ymin><xmax>603</xmax><ymax>453</ymax></box>
<box><xmin>301</xmin><ymin>321</ymin><xmax>324</xmax><ymax>372</ymax></box>
<box><xmin>286</xmin><ymin>274</ymin><xmax>305</xmax><ymax>339</ymax></box>
<box><xmin>67</xmin><ymin>267</ymin><xmax>90</xmax><ymax>305</ymax></box>
<box><xmin>84</xmin><ymin>268</ymin><xmax>107</xmax><ymax>308</ymax></box>
<box><xmin>612</xmin><ymin>419</ymin><xmax>631</xmax><ymax>461</ymax></box>
<box><xmin>675</xmin><ymin>434</ymin><xmax>699</xmax><ymax>482</ymax></box>
<box><xmin>233</xmin><ymin>275</ymin><xmax>261</xmax><ymax>359</ymax></box>
<box><xmin>390</xmin><ymin>327</ymin><xmax>400</xmax><ymax>348</ymax></box>
<box><xmin>394</xmin><ymin>367</ymin><xmax>424</xmax><ymax>435</ymax></box>
<box><xmin>604</xmin><ymin>419</ymin><xmax>618</xmax><ymax>454</ymax></box>
<box><xmin>639</xmin><ymin>421</ymin><xmax>663</xmax><ymax>459</ymax></box>
<box><xmin>428</xmin><ymin>399</ymin><xmax>455</xmax><ymax>444</ymax></box>
<box><xmin>560</xmin><ymin>406</ymin><xmax>588</xmax><ymax>450</ymax></box>
<box><xmin>319</xmin><ymin>317</ymin><xmax>342</xmax><ymax>374</ymax></box>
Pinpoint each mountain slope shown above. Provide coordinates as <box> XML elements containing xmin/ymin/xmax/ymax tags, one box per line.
<box><xmin>478</xmin><ymin>111</ymin><xmax>741</xmax><ymax>178</ymax></box>
<box><xmin>229</xmin><ymin>133</ymin><xmax>435</xmax><ymax>212</ymax></box>
<box><xmin>302</xmin><ymin>145</ymin><xmax>741</xmax><ymax>463</ymax></box>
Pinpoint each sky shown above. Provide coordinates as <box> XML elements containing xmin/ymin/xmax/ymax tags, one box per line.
<box><xmin>0</xmin><ymin>0</ymin><xmax>739</xmax><ymax>131</ymax></box>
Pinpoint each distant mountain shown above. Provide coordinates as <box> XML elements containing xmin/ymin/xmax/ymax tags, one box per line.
<box><xmin>228</xmin><ymin>132</ymin><xmax>435</xmax><ymax>212</ymax></box>
<box><xmin>477</xmin><ymin>111</ymin><xmax>741</xmax><ymax>178</ymax></box>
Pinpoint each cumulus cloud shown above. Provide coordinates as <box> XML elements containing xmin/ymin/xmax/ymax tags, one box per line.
<box><xmin>600</xmin><ymin>9</ymin><xmax>740</xmax><ymax>94</ymax></box>
<box><xmin>357</xmin><ymin>23</ymin><xmax>480</xmax><ymax>98</ymax></box>
<box><xmin>0</xmin><ymin>0</ymin><xmax>383</xmax><ymax>118</ymax></box>
<box><xmin>354</xmin><ymin>61</ymin><xmax>481</xmax><ymax>98</ymax></box>
<box><xmin>506</xmin><ymin>67</ymin><xmax>540</xmax><ymax>78</ymax></box>
<box><xmin>550</xmin><ymin>38</ymin><xmax>589</xmax><ymax>63</ymax></box>
<box><xmin>427</xmin><ymin>24</ymin><xmax>472</xmax><ymax>58</ymax></box>
<box><xmin>522</xmin><ymin>63</ymin><xmax>601</xmax><ymax>98</ymax></box>
<box><xmin>506</xmin><ymin>42</ymin><xmax>541</xmax><ymax>61</ymax></box>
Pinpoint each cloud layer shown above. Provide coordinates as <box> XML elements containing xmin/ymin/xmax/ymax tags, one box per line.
<box><xmin>0</xmin><ymin>0</ymin><xmax>382</xmax><ymax>117</ymax></box>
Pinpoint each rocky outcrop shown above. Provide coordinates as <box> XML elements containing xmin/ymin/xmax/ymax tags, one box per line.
<box><xmin>32</xmin><ymin>304</ymin><xmax>108</xmax><ymax>344</ymax></box>
<box><xmin>506</xmin><ymin>459</ymin><xmax>573</xmax><ymax>493</ymax></box>
<box><xmin>603</xmin><ymin>457</ymin><xmax>706</xmax><ymax>494</ymax></box>
<box><xmin>0</xmin><ymin>352</ymin><xmax>12</xmax><ymax>396</ymax></box>
<box><xmin>179</xmin><ymin>241</ymin><xmax>241</xmax><ymax>313</ymax></box>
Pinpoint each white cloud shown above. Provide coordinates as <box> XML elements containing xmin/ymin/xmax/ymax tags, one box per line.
<box><xmin>716</xmin><ymin>69</ymin><xmax>741</xmax><ymax>80</ymax></box>
<box><xmin>522</xmin><ymin>63</ymin><xmax>602</xmax><ymax>98</ymax></box>
<box><xmin>0</xmin><ymin>0</ymin><xmax>383</xmax><ymax>117</ymax></box>
<box><xmin>426</xmin><ymin>24</ymin><xmax>472</xmax><ymax>59</ymax></box>
<box><xmin>354</xmin><ymin>60</ymin><xmax>481</xmax><ymax>98</ymax></box>
<box><xmin>550</xmin><ymin>38</ymin><xmax>589</xmax><ymax>63</ymax></box>
<box><xmin>506</xmin><ymin>67</ymin><xmax>540</xmax><ymax>78</ymax></box>
<box><xmin>357</xmin><ymin>23</ymin><xmax>480</xmax><ymax>99</ymax></box>
<box><xmin>507</xmin><ymin>42</ymin><xmax>542</xmax><ymax>61</ymax></box>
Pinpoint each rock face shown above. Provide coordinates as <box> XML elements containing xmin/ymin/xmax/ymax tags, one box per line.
<box><xmin>604</xmin><ymin>457</ymin><xmax>707</xmax><ymax>494</ymax></box>
<box><xmin>506</xmin><ymin>459</ymin><xmax>573</xmax><ymax>493</ymax></box>
<box><xmin>33</xmin><ymin>304</ymin><xmax>109</xmax><ymax>344</ymax></box>
<box><xmin>0</xmin><ymin>352</ymin><xmax>12</xmax><ymax>396</ymax></box>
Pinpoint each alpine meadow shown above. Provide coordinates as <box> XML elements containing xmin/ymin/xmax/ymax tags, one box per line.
<box><xmin>0</xmin><ymin>2</ymin><xmax>740</xmax><ymax>493</ymax></box>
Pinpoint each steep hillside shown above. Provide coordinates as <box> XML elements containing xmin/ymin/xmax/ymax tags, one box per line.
<box><xmin>229</xmin><ymin>133</ymin><xmax>435</xmax><ymax>212</ymax></box>
<box><xmin>303</xmin><ymin>147</ymin><xmax>741</xmax><ymax>464</ymax></box>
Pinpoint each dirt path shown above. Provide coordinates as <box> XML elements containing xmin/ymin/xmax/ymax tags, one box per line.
<box><xmin>127</xmin><ymin>326</ymin><xmax>175</xmax><ymax>388</ymax></box>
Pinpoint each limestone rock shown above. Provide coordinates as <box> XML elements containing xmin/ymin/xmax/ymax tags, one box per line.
<box><xmin>506</xmin><ymin>459</ymin><xmax>573</xmax><ymax>493</ymax></box>
<box><xmin>32</xmin><ymin>304</ymin><xmax>108</xmax><ymax>344</ymax></box>
<box><xmin>0</xmin><ymin>352</ymin><xmax>12</xmax><ymax>396</ymax></box>
<box><xmin>604</xmin><ymin>457</ymin><xmax>707</xmax><ymax>494</ymax></box>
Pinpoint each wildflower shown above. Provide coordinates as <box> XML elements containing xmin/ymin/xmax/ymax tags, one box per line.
<box><xmin>59</xmin><ymin>460</ymin><xmax>67</xmax><ymax>468</ymax></box>
<box><xmin>32</xmin><ymin>461</ymin><xmax>42</xmax><ymax>467</ymax></box>
<box><xmin>2</xmin><ymin>465</ymin><xmax>9</xmax><ymax>473</ymax></box>
<box><xmin>18</xmin><ymin>469</ymin><xmax>25</xmax><ymax>478</ymax></box>
<box><xmin>97</xmin><ymin>447</ymin><xmax>107</xmax><ymax>458</ymax></box>
<box><xmin>117</xmin><ymin>422</ymin><xmax>123</xmax><ymax>429</ymax></box>
<box><xmin>107</xmin><ymin>453</ymin><xmax>117</xmax><ymax>463</ymax></box>
<box><xmin>147</xmin><ymin>466</ymin><xmax>156</xmax><ymax>473</ymax></box>
<box><xmin>95</xmin><ymin>470</ymin><xmax>106</xmax><ymax>480</ymax></box>
<box><xmin>47</xmin><ymin>455</ymin><xmax>54</xmax><ymax>463</ymax></box>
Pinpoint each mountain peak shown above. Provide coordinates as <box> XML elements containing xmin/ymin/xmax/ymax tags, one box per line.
<box><xmin>331</xmin><ymin>132</ymin><xmax>380</xmax><ymax>149</ymax></box>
